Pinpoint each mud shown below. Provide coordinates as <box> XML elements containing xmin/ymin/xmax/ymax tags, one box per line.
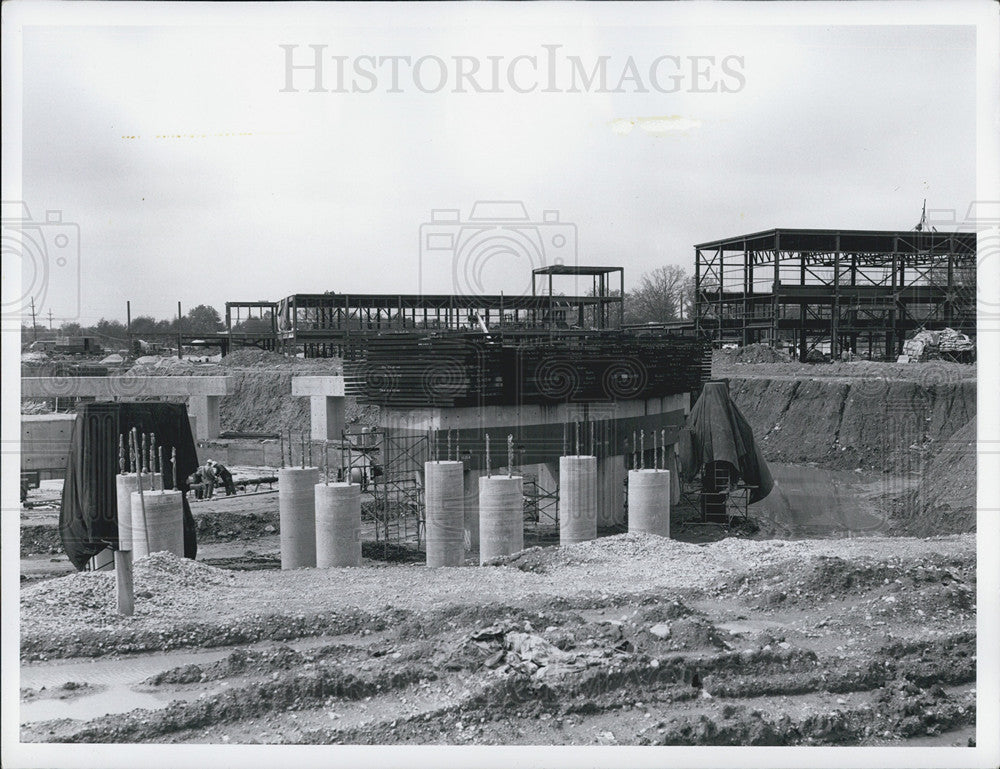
<box><xmin>20</xmin><ymin>536</ymin><xmax>976</xmax><ymax>746</ymax></box>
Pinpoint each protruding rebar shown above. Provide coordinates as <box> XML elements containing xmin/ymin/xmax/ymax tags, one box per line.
<box><xmin>432</xmin><ymin>428</ymin><xmax>438</xmax><ymax>462</ymax></box>
<box><xmin>151</xmin><ymin>434</ymin><xmax>159</xmax><ymax>489</ymax></box>
<box><xmin>661</xmin><ymin>429</ymin><xmax>666</xmax><ymax>473</ymax></box>
<box><xmin>562</xmin><ymin>422</ymin><xmax>568</xmax><ymax>456</ymax></box>
<box><xmin>652</xmin><ymin>428</ymin><xmax>658</xmax><ymax>470</ymax></box>
<box><xmin>485</xmin><ymin>433</ymin><xmax>491</xmax><ymax>478</ymax></box>
<box><xmin>141</xmin><ymin>433</ymin><xmax>149</xmax><ymax>474</ymax></box>
<box><xmin>575</xmin><ymin>421</ymin><xmax>580</xmax><ymax>456</ymax></box>
<box><xmin>308</xmin><ymin>439</ymin><xmax>314</xmax><ymax>468</ymax></box>
<box><xmin>300</xmin><ymin>433</ymin><xmax>306</xmax><ymax>469</ymax></box>
<box><xmin>640</xmin><ymin>429</ymin><xmax>645</xmax><ymax>470</ymax></box>
<box><xmin>589</xmin><ymin>420</ymin><xmax>595</xmax><ymax>457</ymax></box>
<box><xmin>632</xmin><ymin>430</ymin><xmax>637</xmax><ymax>471</ymax></box>
<box><xmin>447</xmin><ymin>429</ymin><xmax>452</xmax><ymax>461</ymax></box>
<box><xmin>119</xmin><ymin>434</ymin><xmax>125</xmax><ymax>475</ymax></box>
<box><xmin>507</xmin><ymin>434</ymin><xmax>514</xmax><ymax>478</ymax></box>
<box><xmin>171</xmin><ymin>446</ymin><xmax>178</xmax><ymax>490</ymax></box>
<box><xmin>324</xmin><ymin>442</ymin><xmax>330</xmax><ymax>485</ymax></box>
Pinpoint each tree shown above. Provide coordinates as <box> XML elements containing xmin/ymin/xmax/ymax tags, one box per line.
<box><xmin>623</xmin><ymin>265</ymin><xmax>694</xmax><ymax>325</ymax></box>
<box><xmin>184</xmin><ymin>304</ymin><xmax>224</xmax><ymax>334</ymax></box>
<box><xmin>233</xmin><ymin>313</ymin><xmax>274</xmax><ymax>334</ymax></box>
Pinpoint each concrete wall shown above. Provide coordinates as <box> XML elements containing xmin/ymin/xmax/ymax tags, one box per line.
<box><xmin>21</xmin><ymin>414</ymin><xmax>77</xmax><ymax>480</ymax></box>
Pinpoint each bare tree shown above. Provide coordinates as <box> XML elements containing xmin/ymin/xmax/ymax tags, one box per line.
<box><xmin>624</xmin><ymin>265</ymin><xmax>694</xmax><ymax>324</ymax></box>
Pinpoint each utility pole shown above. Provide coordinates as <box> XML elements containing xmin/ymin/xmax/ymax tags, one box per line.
<box><xmin>29</xmin><ymin>297</ymin><xmax>38</xmax><ymax>341</ymax></box>
<box><xmin>177</xmin><ymin>301</ymin><xmax>183</xmax><ymax>359</ymax></box>
<box><xmin>47</xmin><ymin>309</ymin><xmax>54</xmax><ymax>330</ymax></box>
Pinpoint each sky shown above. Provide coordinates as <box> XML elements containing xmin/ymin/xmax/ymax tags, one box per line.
<box><xmin>6</xmin><ymin>6</ymin><xmax>980</xmax><ymax>325</ymax></box>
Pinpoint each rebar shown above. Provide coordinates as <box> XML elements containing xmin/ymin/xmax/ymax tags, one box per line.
<box><xmin>507</xmin><ymin>434</ymin><xmax>514</xmax><ymax>478</ymax></box>
<box><xmin>300</xmin><ymin>433</ymin><xmax>306</xmax><ymax>469</ymax></box>
<box><xmin>151</xmin><ymin>434</ymin><xmax>159</xmax><ymax>489</ymax></box>
<box><xmin>661</xmin><ymin>429</ymin><xmax>666</xmax><ymax>472</ymax></box>
<box><xmin>119</xmin><ymin>434</ymin><xmax>125</xmax><ymax>475</ymax></box>
<box><xmin>279</xmin><ymin>430</ymin><xmax>285</xmax><ymax>468</ymax></box>
<box><xmin>485</xmin><ymin>433</ymin><xmax>491</xmax><ymax>478</ymax></box>
<box><xmin>575</xmin><ymin>421</ymin><xmax>580</xmax><ymax>455</ymax></box>
<box><xmin>640</xmin><ymin>429</ymin><xmax>645</xmax><ymax>470</ymax></box>
<box><xmin>171</xmin><ymin>446</ymin><xmax>178</xmax><ymax>490</ymax></box>
<box><xmin>141</xmin><ymin>433</ymin><xmax>149</xmax><ymax>474</ymax></box>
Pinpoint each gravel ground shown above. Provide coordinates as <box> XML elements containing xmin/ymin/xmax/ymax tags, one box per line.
<box><xmin>18</xmin><ymin>531</ymin><xmax>978</xmax><ymax>747</ymax></box>
<box><xmin>21</xmin><ymin>533</ymin><xmax>973</xmax><ymax>661</ymax></box>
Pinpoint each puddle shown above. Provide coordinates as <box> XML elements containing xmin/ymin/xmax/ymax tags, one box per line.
<box><xmin>753</xmin><ymin>463</ymin><xmax>888</xmax><ymax>537</ymax></box>
<box><xmin>19</xmin><ymin>634</ymin><xmax>344</xmax><ymax>725</ymax></box>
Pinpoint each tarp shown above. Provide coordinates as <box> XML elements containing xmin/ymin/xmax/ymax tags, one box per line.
<box><xmin>678</xmin><ymin>381</ymin><xmax>774</xmax><ymax>504</ymax></box>
<box><xmin>59</xmin><ymin>402</ymin><xmax>199</xmax><ymax>570</ymax></box>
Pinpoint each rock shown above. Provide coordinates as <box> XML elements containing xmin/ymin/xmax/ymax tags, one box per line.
<box><xmin>648</xmin><ymin>623</ymin><xmax>671</xmax><ymax>639</ymax></box>
<box><xmin>264</xmin><ymin>525</ymin><xmax>276</xmax><ymax>533</ymax></box>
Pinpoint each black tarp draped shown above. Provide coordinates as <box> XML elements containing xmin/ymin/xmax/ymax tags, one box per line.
<box><xmin>678</xmin><ymin>381</ymin><xmax>774</xmax><ymax>504</ymax></box>
<box><xmin>59</xmin><ymin>402</ymin><xmax>199</xmax><ymax>570</ymax></box>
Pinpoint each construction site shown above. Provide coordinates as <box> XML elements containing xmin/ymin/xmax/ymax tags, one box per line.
<box><xmin>14</xmin><ymin>218</ymin><xmax>982</xmax><ymax>749</ymax></box>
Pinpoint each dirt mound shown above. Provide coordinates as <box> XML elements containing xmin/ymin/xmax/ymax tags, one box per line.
<box><xmin>726</xmin><ymin>376</ymin><xmax>975</xmax><ymax>474</ymax></box>
<box><xmin>21</xmin><ymin>553</ymin><xmax>237</xmax><ymax>619</ymax></box>
<box><xmin>716</xmin><ymin>344</ymin><xmax>792</xmax><ymax>365</ymax></box>
<box><xmin>890</xmin><ymin>417</ymin><xmax>976</xmax><ymax>537</ymax></box>
<box><xmin>221</xmin><ymin>349</ymin><xmax>341</xmax><ymax>371</ymax></box>
<box><xmin>485</xmin><ymin>532</ymin><xmax>709</xmax><ymax>575</ymax></box>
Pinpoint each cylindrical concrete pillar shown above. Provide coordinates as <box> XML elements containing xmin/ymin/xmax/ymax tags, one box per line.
<box><xmin>279</xmin><ymin>467</ymin><xmax>319</xmax><ymax>569</ymax></box>
<box><xmin>424</xmin><ymin>461</ymin><xmax>465</xmax><ymax>567</ymax></box>
<box><xmin>478</xmin><ymin>475</ymin><xmax>524</xmax><ymax>565</ymax></box>
<box><xmin>130</xmin><ymin>489</ymin><xmax>184</xmax><ymax>558</ymax></box>
<box><xmin>559</xmin><ymin>455</ymin><xmax>598</xmax><ymax>545</ymax></box>
<box><xmin>116</xmin><ymin>472</ymin><xmax>161</xmax><ymax>551</ymax></box>
<box><xmin>628</xmin><ymin>469</ymin><xmax>671</xmax><ymax>537</ymax></box>
<box><xmin>315</xmin><ymin>482</ymin><xmax>362</xmax><ymax>568</ymax></box>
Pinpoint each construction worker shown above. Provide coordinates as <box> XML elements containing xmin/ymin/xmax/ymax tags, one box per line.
<box><xmin>198</xmin><ymin>462</ymin><xmax>217</xmax><ymax>499</ymax></box>
<box><xmin>186</xmin><ymin>468</ymin><xmax>205</xmax><ymax>500</ymax></box>
<box><xmin>208</xmin><ymin>459</ymin><xmax>236</xmax><ymax>496</ymax></box>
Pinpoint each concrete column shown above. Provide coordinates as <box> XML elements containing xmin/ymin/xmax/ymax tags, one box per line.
<box><xmin>478</xmin><ymin>475</ymin><xmax>524</xmax><ymax>564</ymax></box>
<box><xmin>628</xmin><ymin>469</ymin><xmax>671</xmax><ymax>537</ymax></box>
<box><xmin>315</xmin><ymin>482</ymin><xmax>361</xmax><ymax>567</ymax></box>
<box><xmin>279</xmin><ymin>467</ymin><xmax>319</xmax><ymax>569</ymax></box>
<box><xmin>463</xmin><ymin>468</ymin><xmax>485</xmax><ymax>552</ymax></box>
<box><xmin>425</xmin><ymin>461</ymin><xmax>465</xmax><ymax>567</ymax></box>
<box><xmin>131</xmin><ymin>488</ymin><xmax>184</xmax><ymax>558</ymax></box>
<box><xmin>310</xmin><ymin>396</ymin><xmax>346</xmax><ymax>441</ymax></box>
<box><xmin>189</xmin><ymin>395</ymin><xmax>221</xmax><ymax>441</ymax></box>
<box><xmin>559</xmin><ymin>455</ymin><xmax>598</xmax><ymax>545</ymax></box>
<box><xmin>116</xmin><ymin>472</ymin><xmax>160</xmax><ymax>551</ymax></box>
<box><xmin>596</xmin><ymin>454</ymin><xmax>626</xmax><ymax>527</ymax></box>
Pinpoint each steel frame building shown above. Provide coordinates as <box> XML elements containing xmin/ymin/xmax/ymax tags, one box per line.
<box><xmin>694</xmin><ymin>228</ymin><xmax>976</xmax><ymax>360</ymax></box>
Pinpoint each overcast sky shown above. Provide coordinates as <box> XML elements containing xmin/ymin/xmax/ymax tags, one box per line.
<box><xmin>10</xmin><ymin>7</ymin><xmax>979</xmax><ymax>325</ymax></box>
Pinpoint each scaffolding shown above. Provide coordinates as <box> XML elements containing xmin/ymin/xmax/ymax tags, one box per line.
<box><xmin>694</xmin><ymin>228</ymin><xmax>976</xmax><ymax>361</ymax></box>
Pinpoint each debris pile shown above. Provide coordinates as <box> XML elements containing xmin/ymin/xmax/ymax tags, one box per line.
<box><xmin>902</xmin><ymin>328</ymin><xmax>975</xmax><ymax>362</ymax></box>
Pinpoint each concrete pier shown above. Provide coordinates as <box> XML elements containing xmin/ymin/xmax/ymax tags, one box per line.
<box><xmin>279</xmin><ymin>467</ymin><xmax>319</xmax><ymax>569</ymax></box>
<box><xmin>559</xmin><ymin>455</ymin><xmax>598</xmax><ymax>545</ymax></box>
<box><xmin>115</xmin><ymin>472</ymin><xmax>161</xmax><ymax>551</ymax></box>
<box><xmin>478</xmin><ymin>475</ymin><xmax>524</xmax><ymax>564</ymax></box>
<box><xmin>424</xmin><ymin>461</ymin><xmax>465</xmax><ymax>567</ymax></box>
<box><xmin>627</xmin><ymin>469</ymin><xmax>671</xmax><ymax>537</ymax></box>
<box><xmin>291</xmin><ymin>376</ymin><xmax>346</xmax><ymax>441</ymax></box>
<box><xmin>130</xmin><ymin>489</ymin><xmax>184</xmax><ymax>558</ymax></box>
<box><xmin>315</xmin><ymin>482</ymin><xmax>362</xmax><ymax>567</ymax></box>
